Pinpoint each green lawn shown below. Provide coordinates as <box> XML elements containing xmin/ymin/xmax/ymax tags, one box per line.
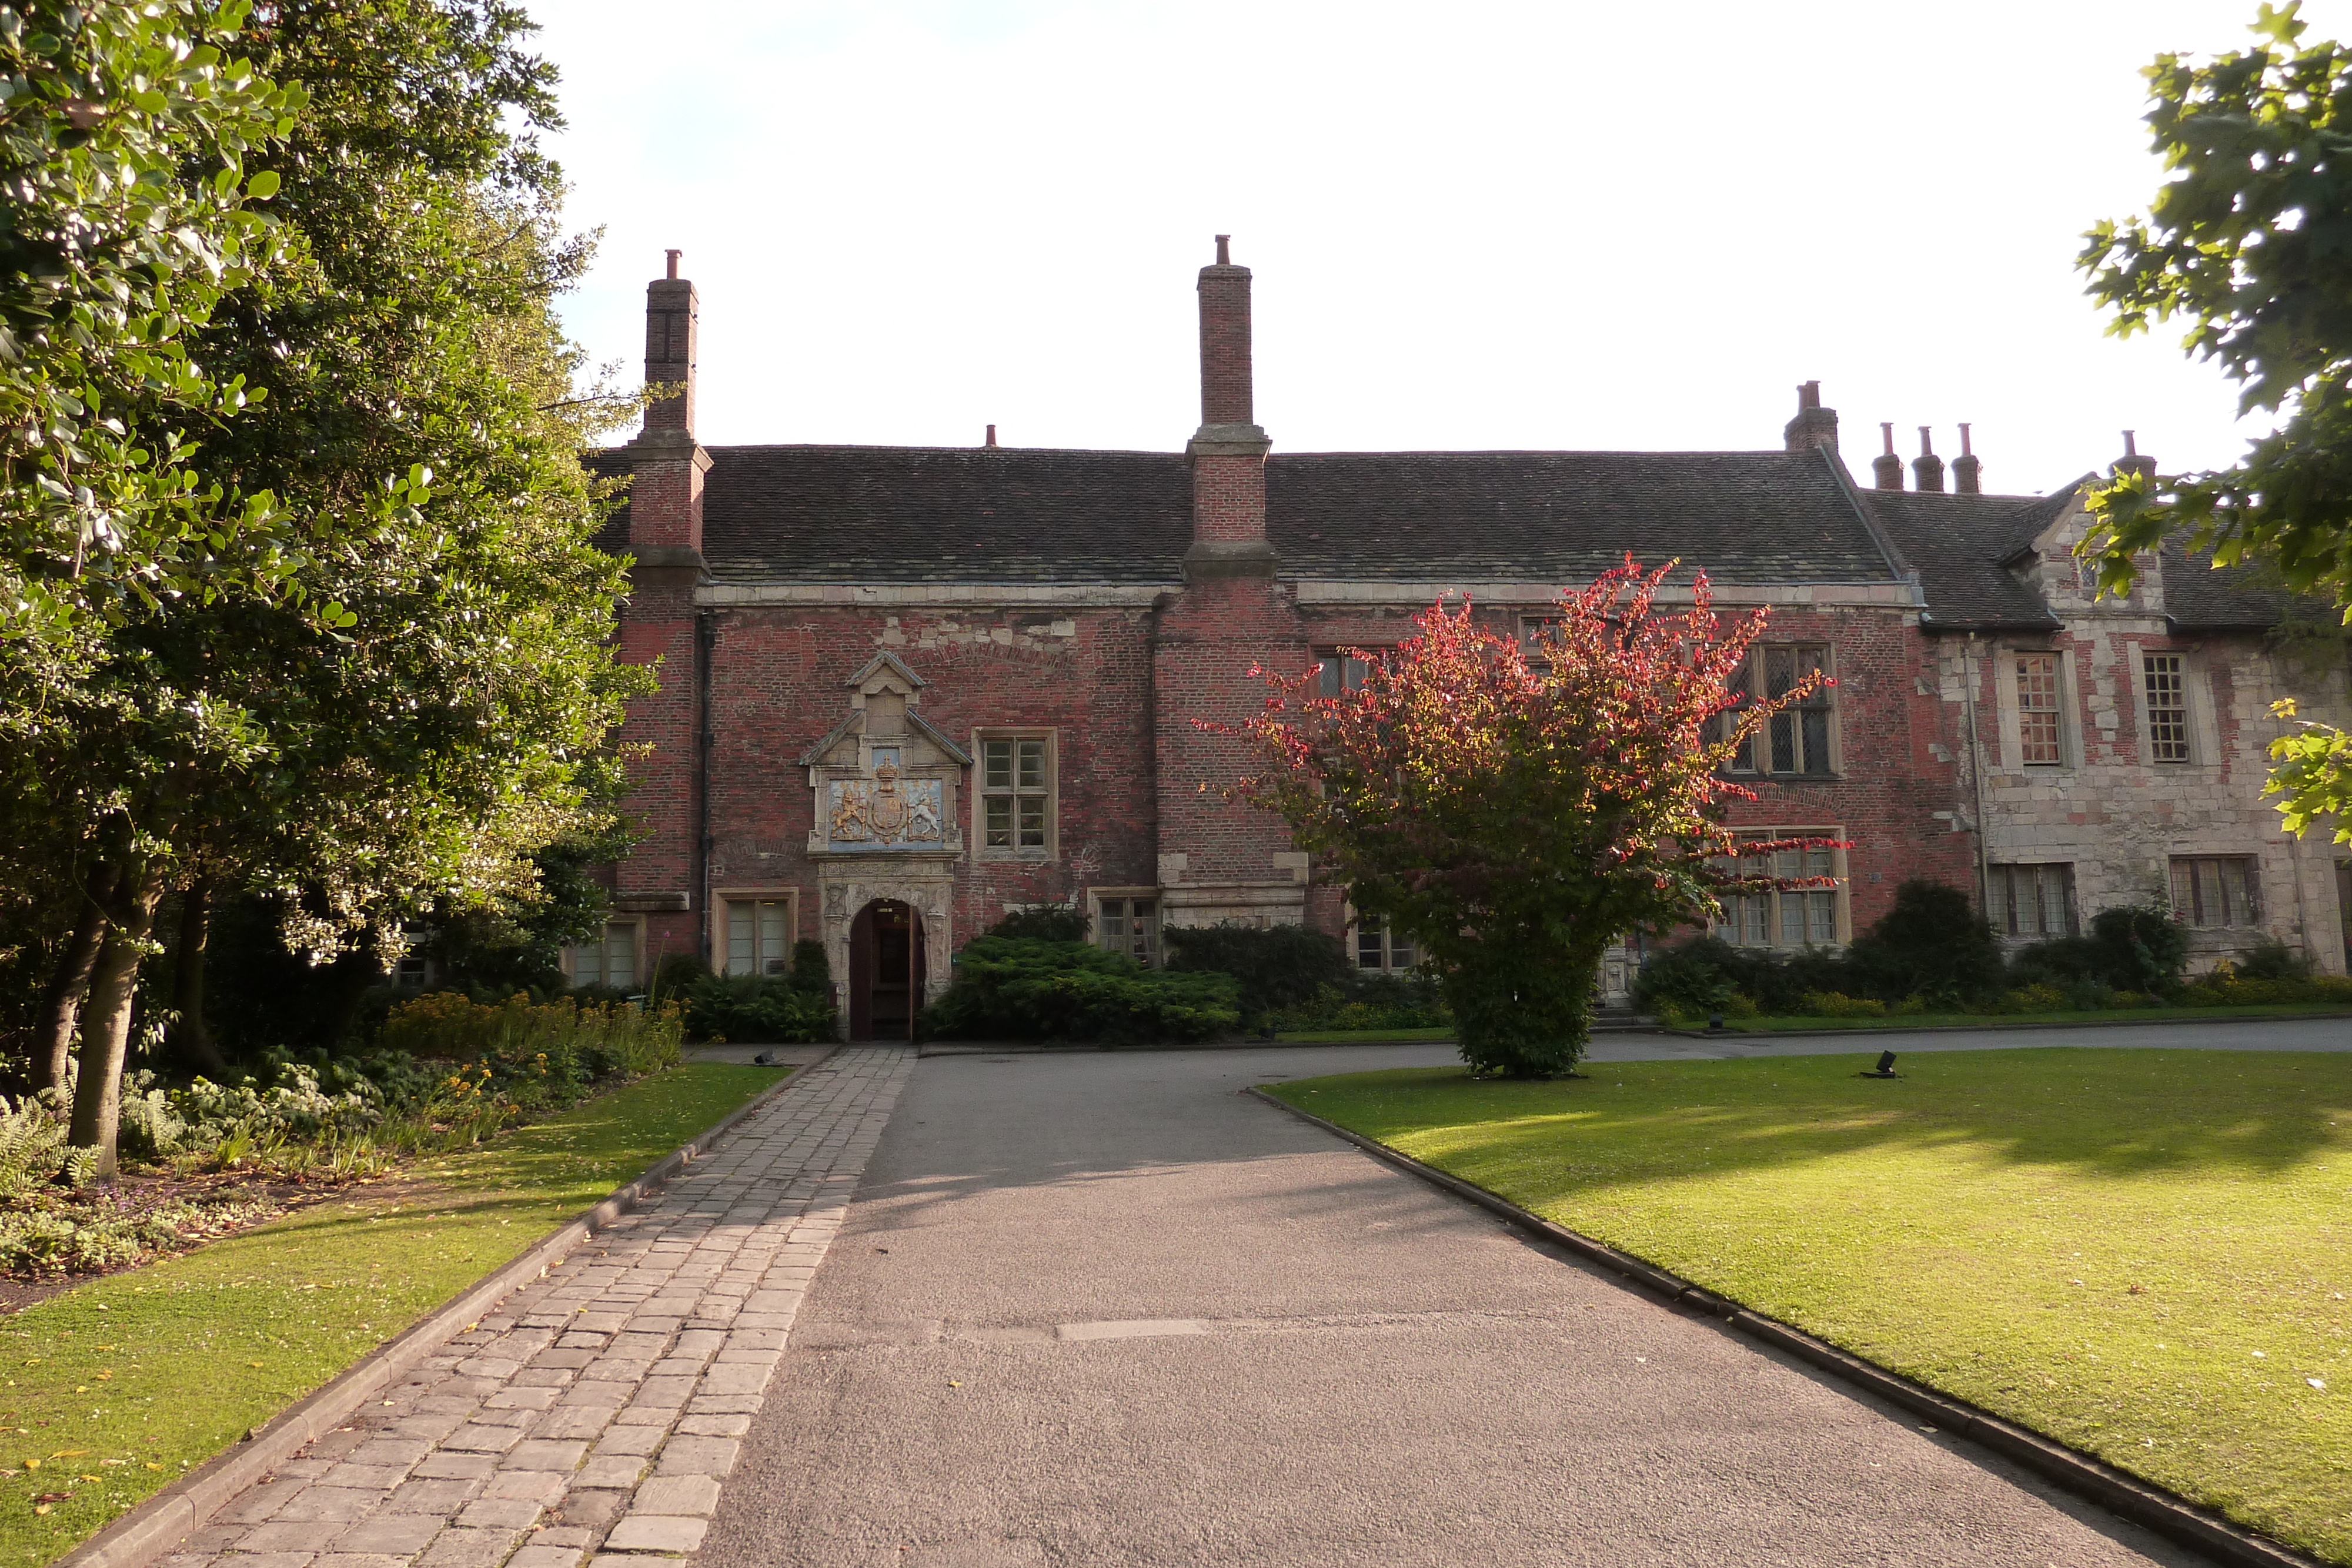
<box><xmin>1266</xmin><ymin>1049</ymin><xmax>2352</xmax><ymax>1563</ymax></box>
<box><xmin>0</xmin><ymin>1062</ymin><xmax>785</xmax><ymax>1568</ymax></box>
<box><xmin>1714</xmin><ymin>1002</ymin><xmax>2352</xmax><ymax>1033</ymax></box>
<box><xmin>1275</xmin><ymin>1002</ymin><xmax>2352</xmax><ymax>1045</ymax></box>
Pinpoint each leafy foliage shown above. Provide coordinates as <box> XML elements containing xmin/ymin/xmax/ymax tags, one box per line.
<box><xmin>2007</xmin><ymin>907</ymin><xmax>2189</xmax><ymax>997</ymax></box>
<box><xmin>0</xmin><ymin>0</ymin><xmax>306</xmax><ymax>658</ymax></box>
<box><xmin>985</xmin><ymin>905</ymin><xmax>1090</xmax><ymax>942</ymax></box>
<box><xmin>2077</xmin><ymin>2</ymin><xmax>2352</xmax><ymax>839</ymax></box>
<box><xmin>1161</xmin><ymin>922</ymin><xmax>1354</xmax><ymax>1025</ymax></box>
<box><xmin>0</xmin><ymin>1</ymin><xmax>652</xmax><ymax>1174</ymax></box>
<box><xmin>1845</xmin><ymin>881</ymin><xmax>2006</xmax><ymax>1005</ymax></box>
<box><xmin>1264</xmin><ymin>971</ymin><xmax>1452</xmax><ymax>1033</ymax></box>
<box><xmin>1225</xmin><ymin>560</ymin><xmax>1829</xmax><ymax>1076</ymax></box>
<box><xmin>923</xmin><ymin>936</ymin><xmax>1239</xmax><ymax>1044</ymax></box>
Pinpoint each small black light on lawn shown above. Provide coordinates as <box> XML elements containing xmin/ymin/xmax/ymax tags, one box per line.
<box><xmin>1861</xmin><ymin>1050</ymin><xmax>1899</xmax><ymax>1079</ymax></box>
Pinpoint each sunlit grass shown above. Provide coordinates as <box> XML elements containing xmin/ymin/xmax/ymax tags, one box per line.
<box><xmin>1267</xmin><ymin>1049</ymin><xmax>2352</xmax><ymax>1563</ymax></box>
<box><xmin>0</xmin><ymin>1062</ymin><xmax>784</xmax><ymax>1567</ymax></box>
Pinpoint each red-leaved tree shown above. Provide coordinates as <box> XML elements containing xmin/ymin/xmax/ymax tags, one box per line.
<box><xmin>1223</xmin><ymin>559</ymin><xmax>1836</xmax><ymax>1077</ymax></box>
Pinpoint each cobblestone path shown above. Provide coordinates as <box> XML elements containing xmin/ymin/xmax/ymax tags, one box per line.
<box><xmin>162</xmin><ymin>1047</ymin><xmax>914</xmax><ymax>1568</ymax></box>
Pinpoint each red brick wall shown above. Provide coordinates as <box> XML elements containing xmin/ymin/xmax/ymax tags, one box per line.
<box><xmin>699</xmin><ymin>607</ymin><xmax>1159</xmax><ymax>947</ymax></box>
<box><xmin>1152</xmin><ymin>574</ymin><xmax>1314</xmax><ymax>890</ymax></box>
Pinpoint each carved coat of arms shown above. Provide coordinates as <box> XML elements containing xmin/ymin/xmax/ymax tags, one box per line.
<box><xmin>827</xmin><ymin>763</ymin><xmax>944</xmax><ymax>848</ymax></box>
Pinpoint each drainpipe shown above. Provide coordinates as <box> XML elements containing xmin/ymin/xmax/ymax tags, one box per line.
<box><xmin>1964</xmin><ymin>634</ymin><xmax>1993</xmax><ymax>920</ymax></box>
<box><xmin>695</xmin><ymin>611</ymin><xmax>715</xmax><ymax>967</ymax></box>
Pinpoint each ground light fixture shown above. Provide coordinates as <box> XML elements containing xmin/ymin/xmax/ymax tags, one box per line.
<box><xmin>1860</xmin><ymin>1051</ymin><xmax>1899</xmax><ymax>1078</ymax></box>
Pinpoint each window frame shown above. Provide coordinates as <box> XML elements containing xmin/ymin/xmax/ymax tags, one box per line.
<box><xmin>1989</xmin><ymin>862</ymin><xmax>2077</xmax><ymax>938</ymax></box>
<box><xmin>973</xmin><ymin>728</ymin><xmax>1058</xmax><ymax>859</ymax></box>
<box><xmin>1314</xmin><ymin>646</ymin><xmax>1380</xmax><ymax>697</ymax></box>
<box><xmin>1349</xmin><ymin>909</ymin><xmax>1419</xmax><ymax>974</ymax></box>
<box><xmin>564</xmin><ymin>916</ymin><xmax>646</xmax><ymax>991</ymax></box>
<box><xmin>2142</xmin><ymin>651</ymin><xmax>2193</xmax><ymax>765</ymax></box>
<box><xmin>1091</xmin><ymin>888</ymin><xmax>1161</xmax><ymax>967</ymax></box>
<box><xmin>2170</xmin><ymin>855</ymin><xmax>2262</xmax><ymax>930</ymax></box>
<box><xmin>1710</xmin><ymin>826</ymin><xmax>1850</xmax><ymax>950</ymax></box>
<box><xmin>2014</xmin><ymin>651</ymin><xmax>2065</xmax><ymax>767</ymax></box>
<box><xmin>713</xmin><ymin>887</ymin><xmax>799</xmax><ymax>978</ymax></box>
<box><xmin>1722</xmin><ymin>643</ymin><xmax>1837</xmax><ymax>777</ymax></box>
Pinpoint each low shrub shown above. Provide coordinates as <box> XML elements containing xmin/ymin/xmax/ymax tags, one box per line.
<box><xmin>987</xmin><ymin>906</ymin><xmax>1091</xmax><ymax>942</ymax></box>
<box><xmin>1798</xmin><ymin>990</ymin><xmax>1886</xmax><ymax>1018</ymax></box>
<box><xmin>1632</xmin><ymin>946</ymin><xmax>1734</xmax><ymax>1022</ymax></box>
<box><xmin>1163</xmin><ymin>922</ymin><xmax>1355</xmax><ymax>1025</ymax></box>
<box><xmin>2009</xmin><ymin>907</ymin><xmax>2188</xmax><ymax>995</ymax></box>
<box><xmin>0</xmin><ymin>1091</ymin><xmax>91</xmax><ymax>1198</ymax></box>
<box><xmin>1846</xmin><ymin>881</ymin><xmax>2004</xmax><ymax>1005</ymax></box>
<box><xmin>379</xmin><ymin>991</ymin><xmax>683</xmax><ymax>1094</ymax></box>
<box><xmin>2237</xmin><ymin>937</ymin><xmax>2313</xmax><ymax>982</ymax></box>
<box><xmin>1264</xmin><ymin>972</ymin><xmax>1453</xmax><ymax>1033</ymax></box>
<box><xmin>924</xmin><ymin>937</ymin><xmax>1240</xmax><ymax>1043</ymax></box>
<box><xmin>679</xmin><ymin>939</ymin><xmax>837</xmax><ymax>1043</ymax></box>
<box><xmin>2180</xmin><ymin>970</ymin><xmax>2352</xmax><ymax>1008</ymax></box>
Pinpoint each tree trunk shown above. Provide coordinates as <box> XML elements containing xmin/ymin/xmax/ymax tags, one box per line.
<box><xmin>32</xmin><ymin>865</ymin><xmax>117</xmax><ymax>1096</ymax></box>
<box><xmin>68</xmin><ymin>861</ymin><xmax>168</xmax><ymax>1183</ymax></box>
<box><xmin>167</xmin><ymin>873</ymin><xmax>230</xmax><ymax>1079</ymax></box>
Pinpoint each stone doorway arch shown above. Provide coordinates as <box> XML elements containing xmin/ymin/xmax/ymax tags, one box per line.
<box><xmin>848</xmin><ymin>899</ymin><xmax>926</xmax><ymax>1041</ymax></box>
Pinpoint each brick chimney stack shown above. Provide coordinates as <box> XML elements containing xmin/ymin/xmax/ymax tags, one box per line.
<box><xmin>1873</xmin><ymin>423</ymin><xmax>1904</xmax><ymax>490</ymax></box>
<box><xmin>644</xmin><ymin>250</ymin><xmax>697</xmax><ymax>446</ymax></box>
<box><xmin>1783</xmin><ymin>381</ymin><xmax>1839</xmax><ymax>454</ymax></box>
<box><xmin>1912</xmin><ymin>426</ymin><xmax>1946</xmax><ymax>493</ymax></box>
<box><xmin>1952</xmin><ymin>423</ymin><xmax>1982</xmax><ymax>494</ymax></box>
<box><xmin>614</xmin><ymin>250</ymin><xmax>714</xmax><ymax>938</ymax></box>
<box><xmin>2113</xmin><ymin>430</ymin><xmax>2157</xmax><ymax>481</ymax></box>
<box><xmin>630</xmin><ymin>250</ymin><xmax>710</xmax><ymax>558</ymax></box>
<box><xmin>1185</xmin><ymin>234</ymin><xmax>1275</xmax><ymax>577</ymax></box>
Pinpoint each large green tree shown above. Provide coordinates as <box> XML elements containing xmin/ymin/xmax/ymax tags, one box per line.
<box><xmin>4</xmin><ymin>0</ymin><xmax>647</xmax><ymax>1176</ymax></box>
<box><xmin>2079</xmin><ymin>0</ymin><xmax>2352</xmax><ymax>843</ymax></box>
<box><xmin>1227</xmin><ymin>561</ymin><xmax>1829</xmax><ymax>1078</ymax></box>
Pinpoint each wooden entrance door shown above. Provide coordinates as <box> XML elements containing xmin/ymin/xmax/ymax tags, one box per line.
<box><xmin>848</xmin><ymin>900</ymin><xmax>925</xmax><ymax>1041</ymax></box>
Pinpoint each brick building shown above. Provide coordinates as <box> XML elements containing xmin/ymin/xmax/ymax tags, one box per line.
<box><xmin>579</xmin><ymin>243</ymin><xmax>2351</xmax><ymax>1034</ymax></box>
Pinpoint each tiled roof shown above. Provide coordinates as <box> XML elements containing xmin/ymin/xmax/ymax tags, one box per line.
<box><xmin>594</xmin><ymin>442</ymin><xmax>1902</xmax><ymax>589</ymax></box>
<box><xmin>2159</xmin><ymin>540</ymin><xmax>2307</xmax><ymax>630</ymax></box>
<box><xmin>1265</xmin><ymin>449</ymin><xmax>1897</xmax><ymax>583</ymax></box>
<box><xmin>1865</xmin><ymin>489</ymin><xmax>2070</xmax><ymax>631</ymax></box>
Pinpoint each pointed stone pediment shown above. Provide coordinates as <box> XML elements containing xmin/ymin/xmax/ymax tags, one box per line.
<box><xmin>802</xmin><ymin>653</ymin><xmax>968</xmax><ymax>855</ymax></box>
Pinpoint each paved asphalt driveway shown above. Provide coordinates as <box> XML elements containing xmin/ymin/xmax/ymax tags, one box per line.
<box><xmin>696</xmin><ymin>1040</ymin><xmax>2221</xmax><ymax>1568</ymax></box>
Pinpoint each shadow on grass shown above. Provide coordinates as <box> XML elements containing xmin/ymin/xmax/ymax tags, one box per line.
<box><xmin>1271</xmin><ymin>1047</ymin><xmax>2352</xmax><ymax>1187</ymax></box>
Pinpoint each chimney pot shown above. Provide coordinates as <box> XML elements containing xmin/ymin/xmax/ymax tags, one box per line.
<box><xmin>665</xmin><ymin>248</ymin><xmax>681</xmax><ymax>280</ymax></box>
<box><xmin>1215</xmin><ymin>233</ymin><xmax>1230</xmax><ymax>266</ymax></box>
<box><xmin>1952</xmin><ymin>422</ymin><xmax>1982</xmax><ymax>494</ymax></box>
<box><xmin>1872</xmin><ymin>421</ymin><xmax>1904</xmax><ymax>490</ymax></box>
<box><xmin>985</xmin><ymin>423</ymin><xmax>997</xmax><ymax>448</ymax></box>
<box><xmin>1912</xmin><ymin>426</ymin><xmax>1946</xmax><ymax>493</ymax></box>
<box><xmin>2112</xmin><ymin>429</ymin><xmax>2157</xmax><ymax>481</ymax></box>
<box><xmin>1782</xmin><ymin>380</ymin><xmax>1838</xmax><ymax>454</ymax></box>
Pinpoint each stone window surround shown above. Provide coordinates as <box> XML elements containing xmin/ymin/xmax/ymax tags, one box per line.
<box><xmin>1723</xmin><ymin>642</ymin><xmax>1842</xmax><ymax>778</ymax></box>
<box><xmin>971</xmin><ymin>726</ymin><xmax>1058</xmax><ymax>861</ymax></box>
<box><xmin>2125</xmin><ymin>641</ymin><xmax>2222</xmax><ymax>768</ymax></box>
<box><xmin>1090</xmin><ymin>885</ymin><xmax>1161</xmax><ymax>966</ymax></box>
<box><xmin>711</xmin><ymin>886</ymin><xmax>800</xmax><ymax>978</ymax></box>
<box><xmin>1993</xmin><ymin>643</ymin><xmax>2084</xmax><ymax>771</ymax></box>
<box><xmin>1712</xmin><ymin>827</ymin><xmax>1851</xmax><ymax>949</ymax></box>
<box><xmin>564</xmin><ymin>914</ymin><xmax>646</xmax><ymax>990</ymax></box>
<box><xmin>1344</xmin><ymin>902</ymin><xmax>1418</xmax><ymax>974</ymax></box>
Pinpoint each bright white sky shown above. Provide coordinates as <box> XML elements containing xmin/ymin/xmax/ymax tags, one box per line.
<box><xmin>537</xmin><ymin>0</ymin><xmax>2352</xmax><ymax>499</ymax></box>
